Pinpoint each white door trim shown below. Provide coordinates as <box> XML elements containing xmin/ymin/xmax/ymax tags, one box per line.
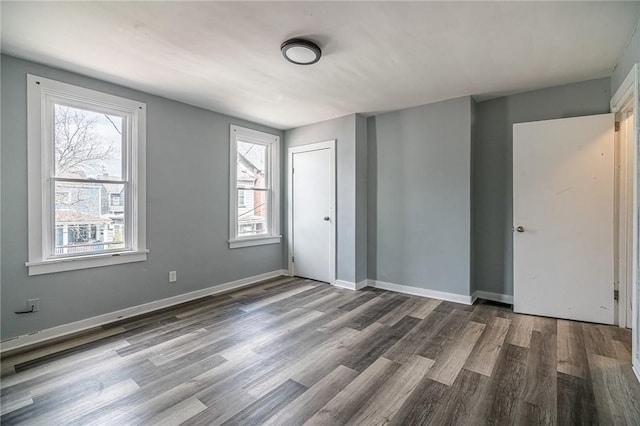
<box><xmin>287</xmin><ymin>140</ymin><xmax>336</xmax><ymax>285</ymax></box>
<box><xmin>611</xmin><ymin>64</ymin><xmax>638</xmax><ymax>327</ymax></box>
<box><xmin>614</xmin><ymin>110</ymin><xmax>634</xmax><ymax>329</ymax></box>
<box><xmin>611</xmin><ymin>63</ymin><xmax>639</xmax><ymax>381</ymax></box>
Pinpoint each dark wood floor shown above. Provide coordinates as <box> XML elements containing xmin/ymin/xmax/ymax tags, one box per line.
<box><xmin>1</xmin><ymin>276</ymin><xmax>639</xmax><ymax>425</ymax></box>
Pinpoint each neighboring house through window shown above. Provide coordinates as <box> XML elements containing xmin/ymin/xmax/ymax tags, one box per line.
<box><xmin>110</xmin><ymin>193</ymin><xmax>121</xmax><ymax>206</ymax></box>
<box><xmin>26</xmin><ymin>75</ymin><xmax>147</xmax><ymax>275</ymax></box>
<box><xmin>229</xmin><ymin>125</ymin><xmax>281</xmax><ymax>248</ymax></box>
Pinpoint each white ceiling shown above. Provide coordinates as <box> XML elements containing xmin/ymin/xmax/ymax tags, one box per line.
<box><xmin>2</xmin><ymin>2</ymin><xmax>640</xmax><ymax>130</ymax></box>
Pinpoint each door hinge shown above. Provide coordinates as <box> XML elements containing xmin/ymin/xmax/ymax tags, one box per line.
<box><xmin>291</xmin><ymin>256</ymin><xmax>294</xmax><ymax>263</ymax></box>
<box><xmin>614</xmin><ymin>289</ymin><xmax>619</xmax><ymax>301</ymax></box>
<box><xmin>615</xmin><ymin>122</ymin><xmax>620</xmax><ymax>132</ymax></box>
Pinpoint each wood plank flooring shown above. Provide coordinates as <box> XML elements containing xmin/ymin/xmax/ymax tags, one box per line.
<box><xmin>1</xmin><ymin>276</ymin><xmax>639</xmax><ymax>425</ymax></box>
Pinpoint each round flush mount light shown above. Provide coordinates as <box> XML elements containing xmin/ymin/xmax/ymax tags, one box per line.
<box><xmin>281</xmin><ymin>38</ymin><xmax>322</xmax><ymax>65</ymax></box>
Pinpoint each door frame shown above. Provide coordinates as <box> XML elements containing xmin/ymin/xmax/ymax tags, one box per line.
<box><xmin>287</xmin><ymin>140</ymin><xmax>336</xmax><ymax>285</ymax></box>
<box><xmin>614</xmin><ymin>107</ymin><xmax>634</xmax><ymax>329</ymax></box>
<box><xmin>610</xmin><ymin>63</ymin><xmax>639</xmax><ymax>380</ymax></box>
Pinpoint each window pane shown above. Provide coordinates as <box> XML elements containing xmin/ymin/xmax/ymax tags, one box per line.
<box><xmin>237</xmin><ymin>141</ymin><xmax>267</xmax><ymax>190</ymax></box>
<box><xmin>237</xmin><ymin>188</ymin><xmax>268</xmax><ymax>237</ymax></box>
<box><xmin>54</xmin><ymin>181</ymin><xmax>125</xmax><ymax>255</ymax></box>
<box><xmin>54</xmin><ymin>104</ymin><xmax>123</xmax><ymax>180</ymax></box>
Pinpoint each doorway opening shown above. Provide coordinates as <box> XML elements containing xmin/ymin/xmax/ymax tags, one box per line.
<box><xmin>611</xmin><ymin>63</ymin><xmax>638</xmax><ymax>380</ymax></box>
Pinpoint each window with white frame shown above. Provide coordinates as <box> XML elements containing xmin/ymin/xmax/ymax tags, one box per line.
<box><xmin>26</xmin><ymin>75</ymin><xmax>147</xmax><ymax>275</ymax></box>
<box><xmin>229</xmin><ymin>125</ymin><xmax>280</xmax><ymax>248</ymax></box>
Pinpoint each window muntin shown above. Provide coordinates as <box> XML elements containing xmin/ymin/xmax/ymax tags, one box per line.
<box><xmin>229</xmin><ymin>125</ymin><xmax>280</xmax><ymax>248</ymax></box>
<box><xmin>27</xmin><ymin>75</ymin><xmax>147</xmax><ymax>275</ymax></box>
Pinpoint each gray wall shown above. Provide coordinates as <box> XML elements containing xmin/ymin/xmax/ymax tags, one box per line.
<box><xmin>355</xmin><ymin>115</ymin><xmax>368</xmax><ymax>284</ymax></box>
<box><xmin>1</xmin><ymin>55</ymin><xmax>284</xmax><ymax>340</ymax></box>
<box><xmin>473</xmin><ymin>78</ymin><xmax>611</xmax><ymax>296</ymax></box>
<box><xmin>612</xmin><ymin>18</ymin><xmax>639</xmax><ymax>94</ymax></box>
<box><xmin>367</xmin><ymin>117</ymin><xmax>378</xmax><ymax>281</ymax></box>
<box><xmin>368</xmin><ymin>97</ymin><xmax>473</xmax><ymax>296</ymax></box>
<box><xmin>284</xmin><ymin>114</ymin><xmax>360</xmax><ymax>283</ymax></box>
<box><xmin>470</xmin><ymin>97</ymin><xmax>477</xmax><ymax>294</ymax></box>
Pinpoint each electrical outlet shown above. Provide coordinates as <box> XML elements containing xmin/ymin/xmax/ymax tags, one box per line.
<box><xmin>27</xmin><ymin>298</ymin><xmax>40</xmax><ymax>312</ymax></box>
<box><xmin>169</xmin><ymin>271</ymin><xmax>177</xmax><ymax>283</ymax></box>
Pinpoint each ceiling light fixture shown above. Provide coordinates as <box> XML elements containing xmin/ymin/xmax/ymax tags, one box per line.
<box><xmin>281</xmin><ymin>38</ymin><xmax>322</xmax><ymax>65</ymax></box>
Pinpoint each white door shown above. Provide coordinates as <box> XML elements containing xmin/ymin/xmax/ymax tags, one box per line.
<box><xmin>290</xmin><ymin>141</ymin><xmax>335</xmax><ymax>284</ymax></box>
<box><xmin>513</xmin><ymin>114</ymin><xmax>615</xmax><ymax>324</ymax></box>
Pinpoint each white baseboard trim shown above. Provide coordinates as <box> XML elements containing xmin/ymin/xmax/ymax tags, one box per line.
<box><xmin>472</xmin><ymin>290</ymin><xmax>514</xmax><ymax>305</ymax></box>
<box><xmin>0</xmin><ymin>269</ymin><xmax>289</xmax><ymax>353</ymax></box>
<box><xmin>368</xmin><ymin>279</ymin><xmax>473</xmax><ymax>305</ymax></box>
<box><xmin>333</xmin><ymin>279</ymin><xmax>368</xmax><ymax>291</ymax></box>
<box><xmin>633</xmin><ymin>364</ymin><xmax>640</xmax><ymax>384</ymax></box>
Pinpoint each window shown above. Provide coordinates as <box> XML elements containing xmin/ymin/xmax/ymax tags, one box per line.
<box><xmin>26</xmin><ymin>75</ymin><xmax>147</xmax><ymax>275</ymax></box>
<box><xmin>229</xmin><ymin>125</ymin><xmax>280</xmax><ymax>248</ymax></box>
<box><xmin>110</xmin><ymin>193</ymin><xmax>122</xmax><ymax>206</ymax></box>
<box><xmin>56</xmin><ymin>190</ymin><xmax>71</xmax><ymax>204</ymax></box>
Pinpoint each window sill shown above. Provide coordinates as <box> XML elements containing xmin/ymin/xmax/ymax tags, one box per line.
<box><xmin>229</xmin><ymin>235</ymin><xmax>282</xmax><ymax>249</ymax></box>
<box><xmin>26</xmin><ymin>249</ymin><xmax>149</xmax><ymax>276</ymax></box>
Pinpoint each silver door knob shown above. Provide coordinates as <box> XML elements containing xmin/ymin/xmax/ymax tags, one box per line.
<box><xmin>516</xmin><ymin>226</ymin><xmax>524</xmax><ymax>233</ymax></box>
<box><xmin>323</xmin><ymin>216</ymin><xmax>330</xmax><ymax>221</ymax></box>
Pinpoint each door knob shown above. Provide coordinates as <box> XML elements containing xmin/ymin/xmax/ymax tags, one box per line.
<box><xmin>323</xmin><ymin>216</ymin><xmax>330</xmax><ymax>221</ymax></box>
<box><xmin>516</xmin><ymin>226</ymin><xmax>524</xmax><ymax>233</ymax></box>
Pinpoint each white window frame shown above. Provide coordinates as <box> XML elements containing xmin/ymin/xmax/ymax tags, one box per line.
<box><xmin>229</xmin><ymin>125</ymin><xmax>281</xmax><ymax>249</ymax></box>
<box><xmin>26</xmin><ymin>75</ymin><xmax>147</xmax><ymax>275</ymax></box>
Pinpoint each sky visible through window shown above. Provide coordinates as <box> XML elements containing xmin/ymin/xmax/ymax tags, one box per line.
<box><xmin>54</xmin><ymin>104</ymin><xmax>123</xmax><ymax>179</ymax></box>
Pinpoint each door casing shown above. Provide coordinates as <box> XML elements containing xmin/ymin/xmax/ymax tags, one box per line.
<box><xmin>615</xmin><ymin>110</ymin><xmax>634</xmax><ymax>329</ymax></box>
<box><xmin>611</xmin><ymin>63</ymin><xmax>639</xmax><ymax>382</ymax></box>
<box><xmin>287</xmin><ymin>140</ymin><xmax>336</xmax><ymax>285</ymax></box>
